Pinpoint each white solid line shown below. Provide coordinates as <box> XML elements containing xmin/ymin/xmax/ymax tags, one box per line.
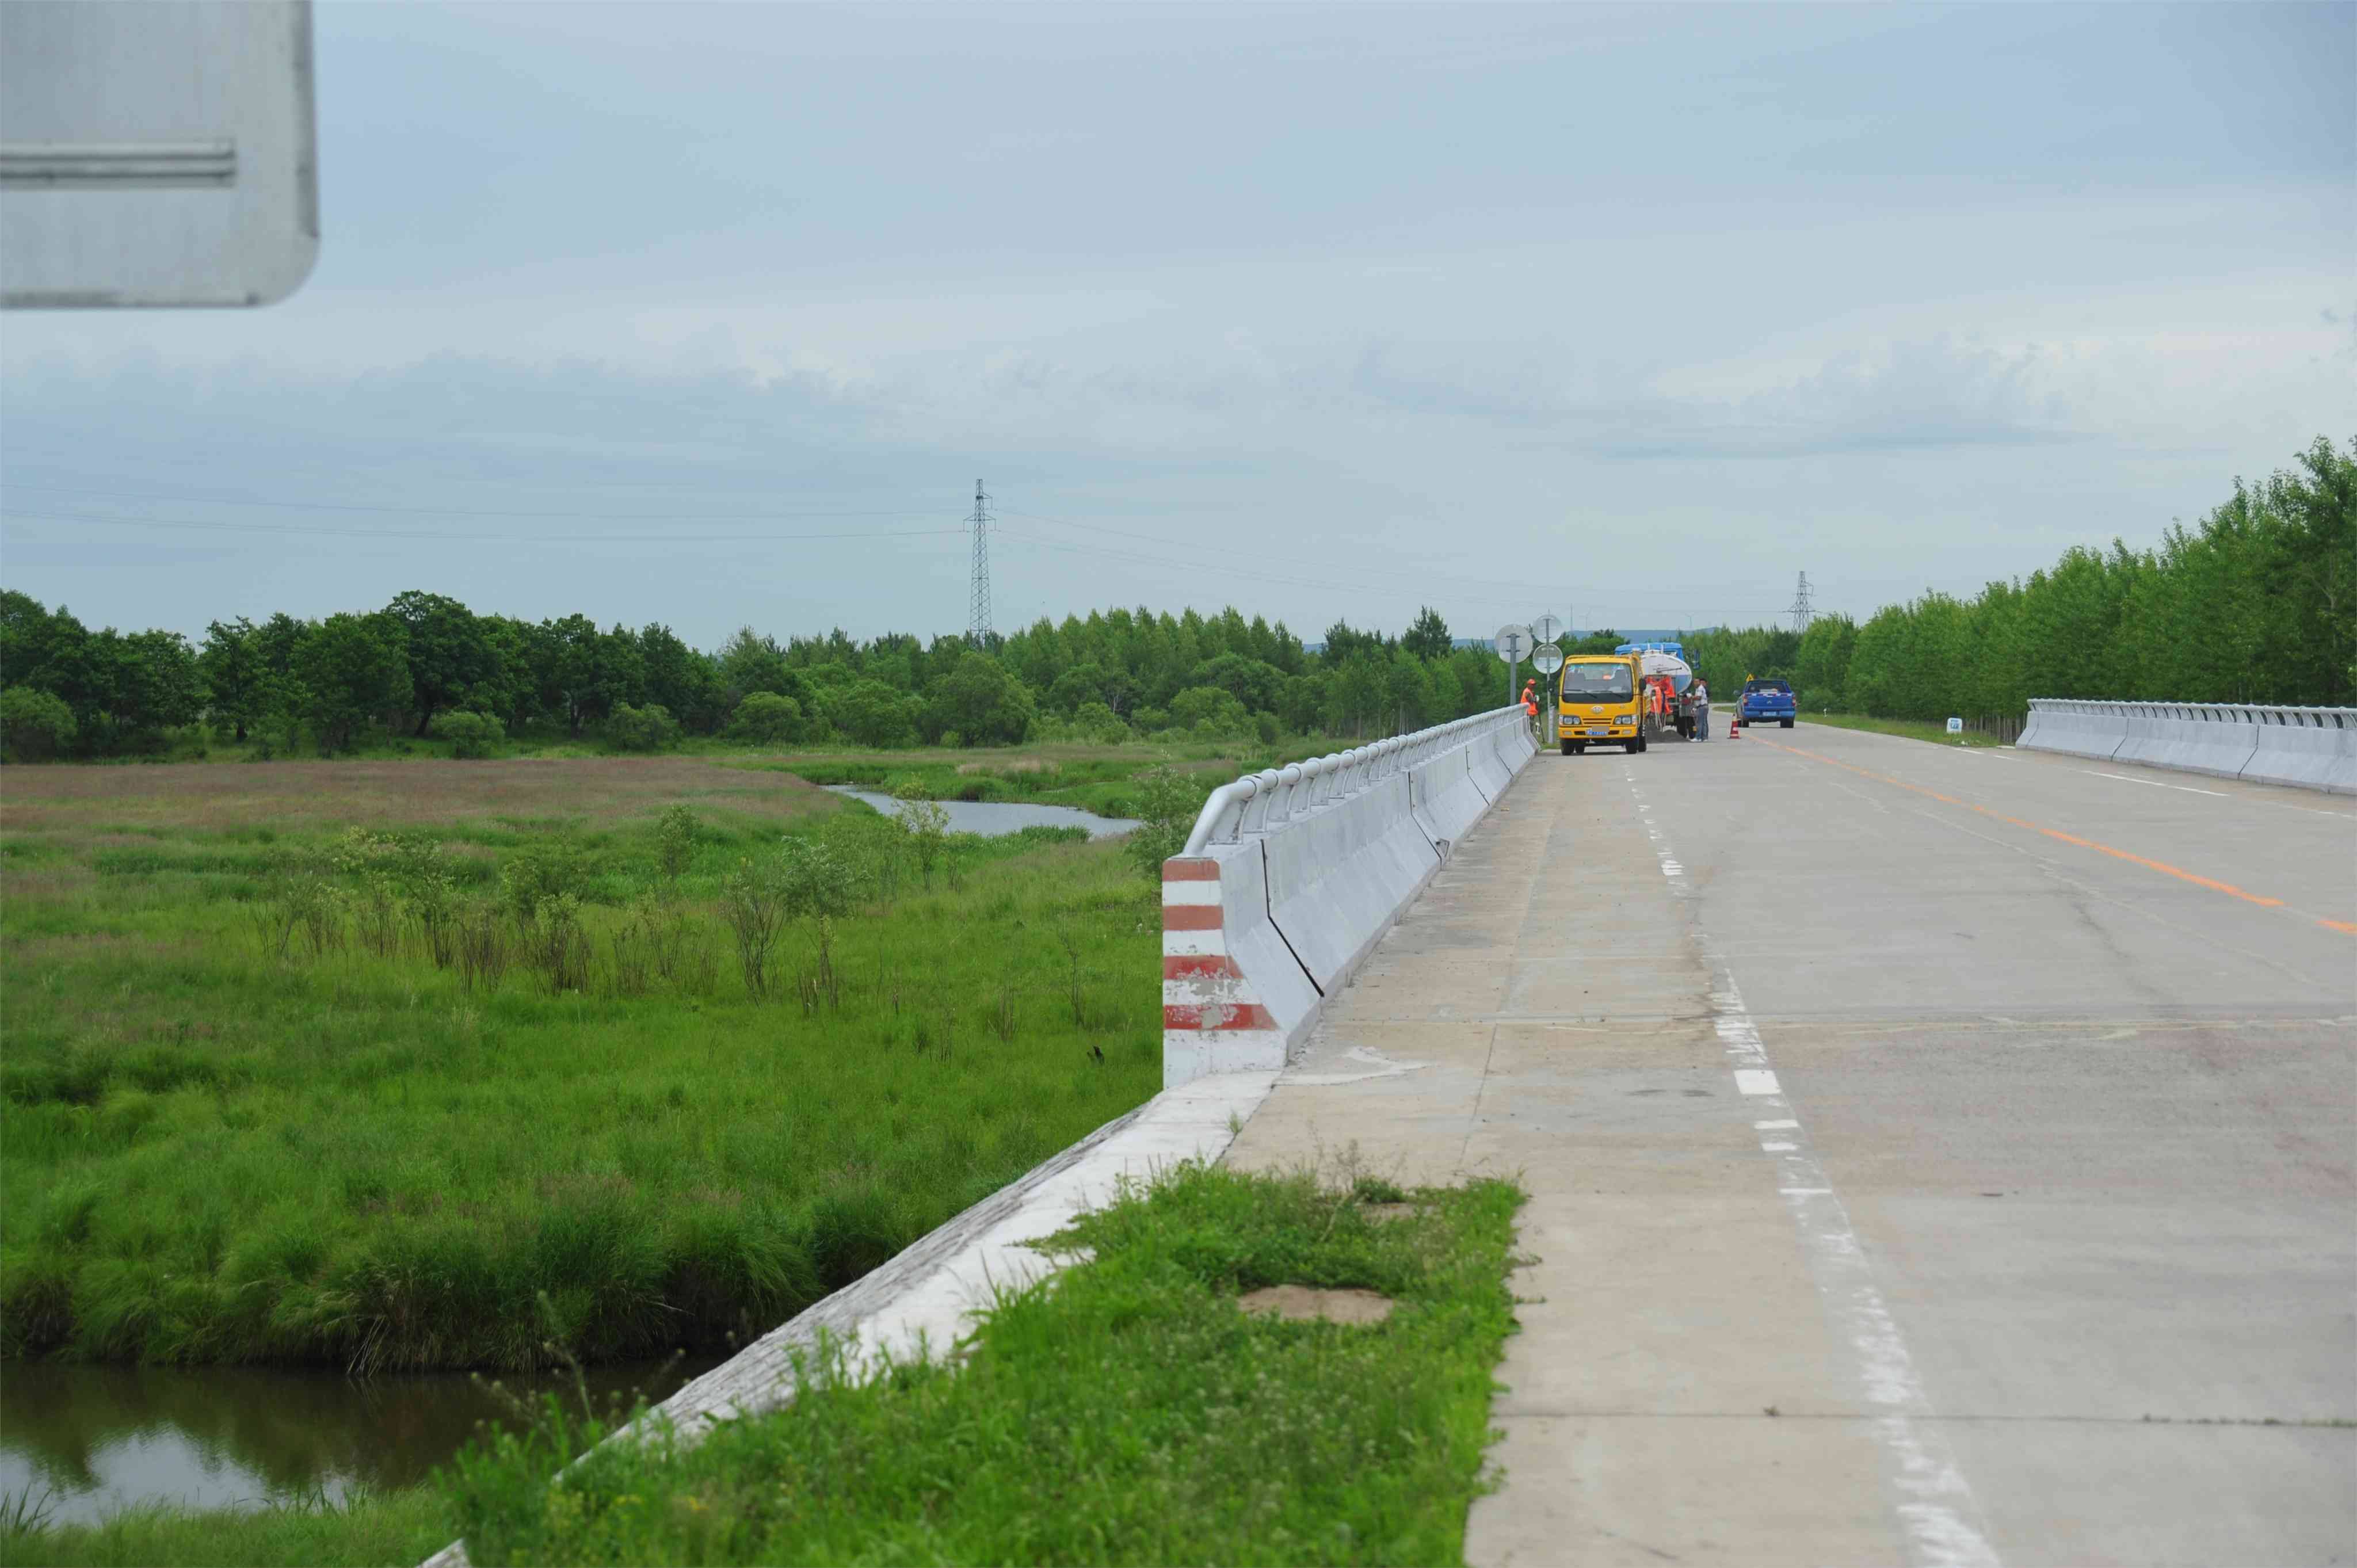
<box><xmin>1762</xmin><ymin>1140</ymin><xmax>1799</xmax><ymax>1151</ymax></box>
<box><xmin>1734</xmin><ymin>1069</ymin><xmax>1782</xmax><ymax>1096</ymax></box>
<box><xmin>1754</xmin><ymin>1119</ymin><xmax>1800</xmax><ymax>1130</ymax></box>
<box><xmin>2085</xmin><ymin>769</ymin><xmax>2229</xmax><ymax>797</ymax></box>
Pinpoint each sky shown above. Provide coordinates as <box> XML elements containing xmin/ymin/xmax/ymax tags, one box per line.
<box><xmin>3</xmin><ymin>1</ymin><xmax>2351</xmax><ymax>651</ymax></box>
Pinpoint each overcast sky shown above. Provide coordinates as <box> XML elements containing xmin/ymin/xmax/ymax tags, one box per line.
<box><xmin>3</xmin><ymin>2</ymin><xmax>2351</xmax><ymax>650</ymax></box>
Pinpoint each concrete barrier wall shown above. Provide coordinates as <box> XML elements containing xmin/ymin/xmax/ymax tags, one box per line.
<box><xmin>2241</xmin><ymin>707</ymin><xmax>2357</xmax><ymax>795</ymax></box>
<box><xmin>2023</xmin><ymin>699</ymin><xmax>2355</xmax><ymax>795</ymax></box>
<box><xmin>1165</xmin><ymin>705</ymin><xmax>1538</xmax><ymax>1084</ymax></box>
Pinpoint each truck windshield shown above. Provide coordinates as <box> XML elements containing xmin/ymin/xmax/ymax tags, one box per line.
<box><xmin>1561</xmin><ymin>666</ymin><xmax>1634</xmax><ymax>701</ymax></box>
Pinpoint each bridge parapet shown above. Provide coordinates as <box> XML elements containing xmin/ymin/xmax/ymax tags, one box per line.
<box><xmin>2019</xmin><ymin>699</ymin><xmax>2355</xmax><ymax>793</ymax></box>
<box><xmin>1163</xmin><ymin>706</ymin><xmax>1537</xmax><ymax>1085</ymax></box>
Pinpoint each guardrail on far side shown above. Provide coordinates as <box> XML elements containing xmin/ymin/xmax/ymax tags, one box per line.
<box><xmin>1161</xmin><ymin>705</ymin><xmax>1539</xmax><ymax>1086</ymax></box>
<box><xmin>2017</xmin><ymin>699</ymin><xmax>2356</xmax><ymax>795</ymax></box>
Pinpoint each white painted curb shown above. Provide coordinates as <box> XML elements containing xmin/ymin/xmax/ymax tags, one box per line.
<box><xmin>421</xmin><ymin>1070</ymin><xmax>1278</xmax><ymax>1568</ymax></box>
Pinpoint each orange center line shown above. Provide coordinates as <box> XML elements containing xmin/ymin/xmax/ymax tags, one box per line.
<box><xmin>1746</xmin><ymin>735</ymin><xmax>2345</xmax><ymax>929</ymax></box>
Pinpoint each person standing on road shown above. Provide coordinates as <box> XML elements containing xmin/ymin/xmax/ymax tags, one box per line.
<box><xmin>1692</xmin><ymin>678</ymin><xmax>1711</xmax><ymax>741</ymax></box>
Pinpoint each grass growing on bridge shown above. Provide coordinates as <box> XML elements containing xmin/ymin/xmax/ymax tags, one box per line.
<box><xmin>445</xmin><ymin>1165</ymin><xmax>1525</xmax><ymax>1568</ymax></box>
<box><xmin>1</xmin><ymin>757</ymin><xmax>1162</xmax><ymax>1373</ymax></box>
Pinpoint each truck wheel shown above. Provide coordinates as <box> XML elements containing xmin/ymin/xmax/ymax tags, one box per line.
<box><xmin>1571</xmin><ymin>743</ymin><xmax>1586</xmax><ymax>755</ymax></box>
<box><xmin>1559</xmin><ymin>740</ymin><xmax>1574</xmax><ymax>756</ymax></box>
<box><xmin>1780</xmin><ymin>718</ymin><xmax>1794</xmax><ymax>728</ymax></box>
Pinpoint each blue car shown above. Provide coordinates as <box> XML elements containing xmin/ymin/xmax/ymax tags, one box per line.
<box><xmin>1735</xmin><ymin>678</ymin><xmax>1796</xmax><ymax>729</ymax></box>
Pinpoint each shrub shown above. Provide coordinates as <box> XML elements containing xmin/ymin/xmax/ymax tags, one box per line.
<box><xmin>890</xmin><ymin>780</ymin><xmax>952</xmax><ymax>888</ymax></box>
<box><xmin>440</xmin><ymin>710</ymin><xmax>502</xmax><ymax>760</ymax></box>
<box><xmin>1071</xmin><ymin>700</ymin><xmax>1128</xmax><ymax>743</ymax></box>
<box><xmin>1168</xmin><ymin>685</ymin><xmax>1252</xmax><ymax>737</ymax></box>
<box><xmin>0</xmin><ymin>686</ymin><xmax>76</xmax><ymax>762</ymax></box>
<box><xmin>501</xmin><ymin>835</ymin><xmax>590</xmax><ymax>927</ymax></box>
<box><xmin>607</xmin><ymin>703</ymin><xmax>680</xmax><ymax>753</ymax></box>
<box><xmin>1126</xmin><ymin>765</ymin><xmax>1211</xmax><ymax>880</ymax></box>
<box><xmin>654</xmin><ymin>804</ymin><xmax>697</xmax><ymax>885</ymax></box>
<box><xmin>727</xmin><ymin>692</ymin><xmax>804</xmax><ymax>744</ymax></box>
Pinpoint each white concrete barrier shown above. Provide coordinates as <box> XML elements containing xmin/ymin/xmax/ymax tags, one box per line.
<box><xmin>2024</xmin><ymin>699</ymin><xmax>2355</xmax><ymax>794</ymax></box>
<box><xmin>1407</xmin><ymin>737</ymin><xmax>1491</xmax><ymax>850</ymax></box>
<box><xmin>2019</xmin><ymin>699</ymin><xmax>2129</xmax><ymax>761</ymax></box>
<box><xmin>2111</xmin><ymin>703</ymin><xmax>2259</xmax><ymax>780</ymax></box>
<box><xmin>1166</xmin><ymin>706</ymin><xmax>1537</xmax><ymax>1084</ymax></box>
<box><xmin>2240</xmin><ymin>707</ymin><xmax>2357</xmax><ymax>795</ymax></box>
<box><xmin>1265</xmin><ymin>772</ymin><xmax>1441</xmax><ymax>994</ymax></box>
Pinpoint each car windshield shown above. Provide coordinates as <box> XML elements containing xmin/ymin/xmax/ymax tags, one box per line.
<box><xmin>1561</xmin><ymin>666</ymin><xmax>1634</xmax><ymax>701</ymax></box>
<box><xmin>1745</xmin><ymin>680</ymin><xmax>1791</xmax><ymax>693</ymax></box>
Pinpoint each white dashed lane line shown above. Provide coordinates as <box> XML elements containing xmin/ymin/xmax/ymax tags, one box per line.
<box><xmin>1625</xmin><ymin>764</ymin><xmax>2003</xmax><ymax>1568</ymax></box>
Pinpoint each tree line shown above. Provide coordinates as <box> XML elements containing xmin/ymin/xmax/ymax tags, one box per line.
<box><xmin>0</xmin><ymin>589</ymin><xmax>1581</xmax><ymax>762</ymax></box>
<box><xmin>1681</xmin><ymin>435</ymin><xmax>2352</xmax><ymax>720</ymax></box>
<box><xmin>5</xmin><ymin>436</ymin><xmax>2343</xmax><ymax>761</ymax></box>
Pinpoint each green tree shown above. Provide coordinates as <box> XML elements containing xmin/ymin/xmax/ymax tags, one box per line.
<box><xmin>0</xmin><ymin>685</ymin><xmax>76</xmax><ymax>761</ymax></box>
<box><xmin>923</xmin><ymin>655</ymin><xmax>1035</xmax><ymax>746</ymax></box>
<box><xmin>387</xmin><ymin>590</ymin><xmax>499</xmax><ymax>737</ymax></box>
<box><xmin>197</xmin><ymin>617</ymin><xmax>265</xmax><ymax>742</ymax></box>
<box><xmin>295</xmin><ymin>612</ymin><xmax>411</xmax><ymax>751</ymax></box>
<box><xmin>1401</xmin><ymin>606</ymin><xmax>1452</xmax><ymax>662</ymax></box>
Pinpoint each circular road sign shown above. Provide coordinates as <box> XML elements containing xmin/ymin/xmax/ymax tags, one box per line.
<box><xmin>1531</xmin><ymin>613</ymin><xmax>1563</xmax><ymax>644</ymax></box>
<box><xmin>1531</xmin><ymin>641</ymin><xmax>1565</xmax><ymax>674</ymax></box>
<box><xmin>1493</xmin><ymin>624</ymin><xmax>1533</xmax><ymax>663</ymax></box>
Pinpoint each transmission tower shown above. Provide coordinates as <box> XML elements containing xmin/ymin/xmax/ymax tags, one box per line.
<box><xmin>1787</xmin><ymin>571</ymin><xmax>1816</xmax><ymax>635</ymax></box>
<box><xmin>967</xmin><ymin>479</ymin><xmax>993</xmax><ymax>647</ymax></box>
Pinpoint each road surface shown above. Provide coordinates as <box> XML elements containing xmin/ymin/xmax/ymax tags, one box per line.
<box><xmin>1225</xmin><ymin>721</ymin><xmax>2355</xmax><ymax>1566</ymax></box>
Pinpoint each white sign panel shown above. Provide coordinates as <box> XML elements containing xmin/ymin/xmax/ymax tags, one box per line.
<box><xmin>1</xmin><ymin>1</ymin><xmax>318</xmax><ymax>308</ymax></box>
<box><xmin>1493</xmin><ymin>624</ymin><xmax>1532</xmax><ymax>663</ymax></box>
<box><xmin>1531</xmin><ymin>642</ymin><xmax>1565</xmax><ymax>674</ymax></box>
<box><xmin>1531</xmin><ymin>613</ymin><xmax>1563</xmax><ymax>644</ymax></box>
<box><xmin>1947</xmin><ymin>716</ymin><xmax>1964</xmax><ymax>734</ymax></box>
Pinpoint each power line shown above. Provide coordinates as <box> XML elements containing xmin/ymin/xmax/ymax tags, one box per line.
<box><xmin>0</xmin><ymin>509</ymin><xmax>970</xmax><ymax>545</ymax></box>
<box><xmin>0</xmin><ymin>482</ymin><xmax>942</xmax><ymax>521</ymax></box>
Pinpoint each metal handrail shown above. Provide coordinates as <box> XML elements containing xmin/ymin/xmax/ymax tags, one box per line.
<box><xmin>2028</xmin><ymin>698</ymin><xmax>2354</xmax><ymax>730</ymax></box>
<box><xmin>1178</xmin><ymin>705</ymin><xmax>1531</xmax><ymax>855</ymax></box>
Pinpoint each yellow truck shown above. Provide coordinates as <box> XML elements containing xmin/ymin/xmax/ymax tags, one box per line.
<box><xmin>1557</xmin><ymin>653</ymin><xmax>1646</xmax><ymax>755</ymax></box>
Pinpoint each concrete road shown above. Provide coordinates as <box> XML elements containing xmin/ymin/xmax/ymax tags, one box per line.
<box><xmin>1223</xmin><ymin>722</ymin><xmax>2355</xmax><ymax>1567</ymax></box>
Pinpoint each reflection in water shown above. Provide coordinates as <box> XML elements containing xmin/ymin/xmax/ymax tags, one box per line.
<box><xmin>0</xmin><ymin>1359</ymin><xmax>714</xmax><ymax>1524</ymax></box>
<box><xmin>824</xmin><ymin>788</ymin><xmax>1139</xmax><ymax>840</ymax></box>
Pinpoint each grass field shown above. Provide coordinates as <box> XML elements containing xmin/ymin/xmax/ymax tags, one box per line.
<box><xmin>444</xmin><ymin>1164</ymin><xmax>1524</xmax><ymax>1567</ymax></box>
<box><xmin>1</xmin><ymin>754</ymin><xmax>1166</xmax><ymax>1372</ymax></box>
<box><xmin>1792</xmin><ymin>712</ymin><xmax>2012</xmax><ymax>749</ymax></box>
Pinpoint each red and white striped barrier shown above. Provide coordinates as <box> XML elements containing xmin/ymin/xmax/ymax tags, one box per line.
<box><xmin>1161</xmin><ymin>846</ymin><xmax>1320</xmax><ymax>1084</ymax></box>
<box><xmin>1162</xmin><ymin>705</ymin><xmax>1539</xmax><ymax>1085</ymax></box>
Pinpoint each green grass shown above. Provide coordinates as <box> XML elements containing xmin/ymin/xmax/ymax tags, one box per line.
<box><xmin>723</xmin><ymin>734</ymin><xmax>1341</xmax><ymax>819</ymax></box>
<box><xmin>2</xmin><ymin>772</ymin><xmax>1164</xmax><ymax>1372</ymax></box>
<box><xmin>1</xmin><ymin>1489</ymin><xmax>450</xmax><ymax>1568</ymax></box>
<box><xmin>1793</xmin><ymin>712</ymin><xmax>2011</xmax><ymax>749</ymax></box>
<box><xmin>444</xmin><ymin>1164</ymin><xmax>1525</xmax><ymax>1567</ymax></box>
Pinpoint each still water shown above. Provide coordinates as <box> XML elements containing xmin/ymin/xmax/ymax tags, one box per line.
<box><xmin>0</xmin><ymin>1359</ymin><xmax>714</xmax><ymax>1524</ymax></box>
<box><xmin>825</xmin><ymin>787</ymin><xmax>1139</xmax><ymax>840</ymax></box>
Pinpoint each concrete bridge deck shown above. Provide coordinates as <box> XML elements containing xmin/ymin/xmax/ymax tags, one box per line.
<box><xmin>1224</xmin><ymin>722</ymin><xmax>2356</xmax><ymax>1566</ymax></box>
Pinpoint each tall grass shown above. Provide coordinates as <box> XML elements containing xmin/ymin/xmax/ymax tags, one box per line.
<box><xmin>443</xmin><ymin>1166</ymin><xmax>1525</xmax><ymax>1567</ymax></box>
<box><xmin>1</xmin><ymin>789</ymin><xmax>1159</xmax><ymax>1374</ymax></box>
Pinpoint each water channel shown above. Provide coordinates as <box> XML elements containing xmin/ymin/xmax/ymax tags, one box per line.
<box><xmin>823</xmin><ymin>787</ymin><xmax>1139</xmax><ymax>839</ymax></box>
<box><xmin>0</xmin><ymin>1358</ymin><xmax>716</xmax><ymax>1524</ymax></box>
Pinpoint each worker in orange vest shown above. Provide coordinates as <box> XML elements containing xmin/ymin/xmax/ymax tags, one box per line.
<box><xmin>1521</xmin><ymin>678</ymin><xmax>1539</xmax><ymax>716</ymax></box>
